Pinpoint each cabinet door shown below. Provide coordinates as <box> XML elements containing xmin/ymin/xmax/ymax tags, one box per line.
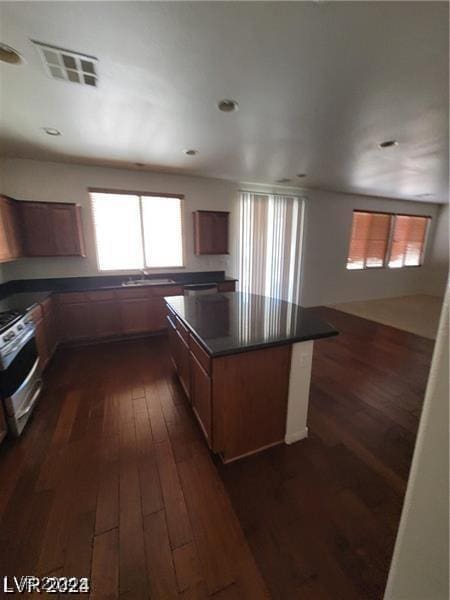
<box><xmin>167</xmin><ymin>314</ymin><xmax>179</xmax><ymax>372</ymax></box>
<box><xmin>0</xmin><ymin>198</ymin><xmax>22</xmax><ymax>260</ymax></box>
<box><xmin>149</xmin><ymin>286</ymin><xmax>184</xmax><ymax>331</ymax></box>
<box><xmin>58</xmin><ymin>302</ymin><xmax>92</xmax><ymax>342</ymax></box>
<box><xmin>42</xmin><ymin>298</ymin><xmax>58</xmax><ymax>357</ymax></box>
<box><xmin>92</xmin><ymin>300</ymin><xmax>121</xmax><ymax>338</ymax></box>
<box><xmin>20</xmin><ymin>202</ymin><xmax>54</xmax><ymax>256</ymax></box>
<box><xmin>35</xmin><ymin>317</ymin><xmax>49</xmax><ymax>370</ymax></box>
<box><xmin>119</xmin><ymin>299</ymin><xmax>150</xmax><ymax>334</ymax></box>
<box><xmin>50</xmin><ymin>204</ymin><xmax>85</xmax><ymax>256</ymax></box>
<box><xmin>190</xmin><ymin>352</ymin><xmax>212</xmax><ymax>445</ymax></box>
<box><xmin>194</xmin><ymin>211</ymin><xmax>229</xmax><ymax>255</ymax></box>
<box><xmin>175</xmin><ymin>330</ymin><xmax>190</xmax><ymax>400</ymax></box>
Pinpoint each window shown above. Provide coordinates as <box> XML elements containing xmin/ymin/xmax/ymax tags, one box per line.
<box><xmin>347</xmin><ymin>211</ymin><xmax>391</xmax><ymax>270</ymax></box>
<box><xmin>388</xmin><ymin>215</ymin><xmax>429</xmax><ymax>268</ymax></box>
<box><xmin>347</xmin><ymin>211</ymin><xmax>430</xmax><ymax>270</ymax></box>
<box><xmin>91</xmin><ymin>191</ymin><xmax>184</xmax><ymax>271</ymax></box>
<box><xmin>239</xmin><ymin>191</ymin><xmax>304</xmax><ymax>303</ymax></box>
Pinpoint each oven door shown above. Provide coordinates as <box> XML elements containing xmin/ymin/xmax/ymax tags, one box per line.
<box><xmin>2</xmin><ymin>337</ymin><xmax>43</xmax><ymax>436</ymax></box>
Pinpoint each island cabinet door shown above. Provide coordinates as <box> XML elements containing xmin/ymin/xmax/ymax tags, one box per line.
<box><xmin>190</xmin><ymin>352</ymin><xmax>212</xmax><ymax>447</ymax></box>
<box><xmin>167</xmin><ymin>315</ymin><xmax>179</xmax><ymax>372</ymax></box>
<box><xmin>176</xmin><ymin>331</ymin><xmax>190</xmax><ymax>400</ymax></box>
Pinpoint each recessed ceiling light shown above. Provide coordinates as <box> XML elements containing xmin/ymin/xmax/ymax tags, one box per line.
<box><xmin>296</xmin><ymin>173</ymin><xmax>307</xmax><ymax>178</ymax></box>
<box><xmin>184</xmin><ymin>149</ymin><xmax>198</xmax><ymax>156</ymax></box>
<box><xmin>378</xmin><ymin>140</ymin><xmax>399</xmax><ymax>149</ymax></box>
<box><xmin>42</xmin><ymin>127</ymin><xmax>61</xmax><ymax>136</ymax></box>
<box><xmin>0</xmin><ymin>43</ymin><xmax>23</xmax><ymax>65</ymax></box>
<box><xmin>276</xmin><ymin>178</ymin><xmax>291</xmax><ymax>184</ymax></box>
<box><xmin>217</xmin><ymin>99</ymin><xmax>239</xmax><ymax>113</ymax></box>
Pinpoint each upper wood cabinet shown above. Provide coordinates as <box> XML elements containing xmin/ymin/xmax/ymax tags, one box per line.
<box><xmin>20</xmin><ymin>201</ymin><xmax>86</xmax><ymax>257</ymax></box>
<box><xmin>193</xmin><ymin>210</ymin><xmax>229</xmax><ymax>255</ymax></box>
<box><xmin>0</xmin><ymin>196</ymin><xmax>23</xmax><ymax>262</ymax></box>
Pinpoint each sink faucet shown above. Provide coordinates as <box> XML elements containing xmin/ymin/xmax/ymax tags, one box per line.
<box><xmin>140</xmin><ymin>268</ymin><xmax>149</xmax><ymax>278</ymax></box>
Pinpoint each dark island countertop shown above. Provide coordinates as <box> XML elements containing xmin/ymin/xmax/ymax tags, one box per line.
<box><xmin>165</xmin><ymin>292</ymin><xmax>338</xmax><ymax>357</ymax></box>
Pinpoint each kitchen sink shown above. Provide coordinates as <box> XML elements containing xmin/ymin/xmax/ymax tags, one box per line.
<box><xmin>121</xmin><ymin>278</ymin><xmax>175</xmax><ymax>287</ymax></box>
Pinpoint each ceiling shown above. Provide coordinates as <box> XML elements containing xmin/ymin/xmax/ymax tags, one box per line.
<box><xmin>0</xmin><ymin>1</ymin><xmax>448</xmax><ymax>203</ymax></box>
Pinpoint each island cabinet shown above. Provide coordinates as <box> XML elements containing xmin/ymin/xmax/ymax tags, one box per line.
<box><xmin>166</xmin><ymin>306</ymin><xmax>292</xmax><ymax>461</ymax></box>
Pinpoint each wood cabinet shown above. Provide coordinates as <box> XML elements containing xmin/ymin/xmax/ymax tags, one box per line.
<box><xmin>0</xmin><ymin>196</ymin><xmax>22</xmax><ymax>262</ymax></box>
<box><xmin>57</xmin><ymin>298</ymin><xmax>92</xmax><ymax>342</ymax></box>
<box><xmin>20</xmin><ymin>201</ymin><xmax>85</xmax><ymax>257</ymax></box>
<box><xmin>87</xmin><ymin>291</ymin><xmax>121</xmax><ymax>338</ymax></box>
<box><xmin>41</xmin><ymin>297</ymin><xmax>58</xmax><ymax>359</ymax></box>
<box><xmin>193</xmin><ymin>210</ymin><xmax>229</xmax><ymax>255</ymax></box>
<box><xmin>29</xmin><ymin>304</ymin><xmax>50</xmax><ymax>370</ymax></box>
<box><xmin>190</xmin><ymin>352</ymin><xmax>212</xmax><ymax>446</ymax></box>
<box><xmin>217</xmin><ymin>281</ymin><xmax>236</xmax><ymax>293</ymax></box>
<box><xmin>149</xmin><ymin>285</ymin><xmax>184</xmax><ymax>331</ymax></box>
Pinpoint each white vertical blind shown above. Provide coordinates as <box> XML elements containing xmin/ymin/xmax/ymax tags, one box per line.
<box><xmin>238</xmin><ymin>191</ymin><xmax>303</xmax><ymax>303</ymax></box>
<box><xmin>91</xmin><ymin>193</ymin><xmax>144</xmax><ymax>270</ymax></box>
<box><xmin>142</xmin><ymin>196</ymin><xmax>183</xmax><ymax>268</ymax></box>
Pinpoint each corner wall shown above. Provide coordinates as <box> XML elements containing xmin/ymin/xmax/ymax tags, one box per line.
<box><xmin>0</xmin><ymin>158</ymin><xmax>238</xmax><ymax>280</ymax></box>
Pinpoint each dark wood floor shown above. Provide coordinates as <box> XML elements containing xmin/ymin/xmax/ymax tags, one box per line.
<box><xmin>0</xmin><ymin>308</ymin><xmax>433</xmax><ymax>599</ymax></box>
<box><xmin>218</xmin><ymin>307</ymin><xmax>434</xmax><ymax>600</ymax></box>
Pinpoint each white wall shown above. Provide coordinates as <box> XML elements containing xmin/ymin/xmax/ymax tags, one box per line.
<box><xmin>0</xmin><ymin>158</ymin><xmax>237</xmax><ymax>280</ymax></box>
<box><xmin>384</xmin><ymin>285</ymin><xmax>449</xmax><ymax>600</ymax></box>
<box><xmin>300</xmin><ymin>189</ymin><xmax>447</xmax><ymax>306</ymax></box>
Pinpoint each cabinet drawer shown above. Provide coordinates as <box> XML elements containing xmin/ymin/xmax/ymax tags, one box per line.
<box><xmin>176</xmin><ymin>317</ymin><xmax>190</xmax><ymax>344</ymax></box>
<box><xmin>57</xmin><ymin>292</ymin><xmax>87</xmax><ymax>304</ymax></box>
<box><xmin>189</xmin><ymin>335</ymin><xmax>211</xmax><ymax>375</ymax></box>
<box><xmin>151</xmin><ymin>285</ymin><xmax>184</xmax><ymax>297</ymax></box>
<box><xmin>115</xmin><ymin>288</ymin><xmax>150</xmax><ymax>300</ymax></box>
<box><xmin>87</xmin><ymin>290</ymin><xmax>116</xmax><ymax>302</ymax></box>
<box><xmin>218</xmin><ymin>281</ymin><xmax>236</xmax><ymax>293</ymax></box>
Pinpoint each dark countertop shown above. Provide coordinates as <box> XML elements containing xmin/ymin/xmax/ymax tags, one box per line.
<box><xmin>0</xmin><ymin>291</ymin><xmax>53</xmax><ymax>314</ymax></box>
<box><xmin>166</xmin><ymin>292</ymin><xmax>338</xmax><ymax>357</ymax></box>
<box><xmin>0</xmin><ymin>271</ymin><xmax>237</xmax><ymax>314</ymax></box>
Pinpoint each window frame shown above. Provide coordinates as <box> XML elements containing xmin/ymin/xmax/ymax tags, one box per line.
<box><xmin>88</xmin><ymin>187</ymin><xmax>186</xmax><ymax>273</ymax></box>
<box><xmin>346</xmin><ymin>209</ymin><xmax>432</xmax><ymax>271</ymax></box>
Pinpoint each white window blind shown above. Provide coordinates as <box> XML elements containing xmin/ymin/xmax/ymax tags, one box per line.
<box><xmin>238</xmin><ymin>191</ymin><xmax>303</xmax><ymax>303</ymax></box>
<box><xmin>91</xmin><ymin>191</ymin><xmax>184</xmax><ymax>271</ymax></box>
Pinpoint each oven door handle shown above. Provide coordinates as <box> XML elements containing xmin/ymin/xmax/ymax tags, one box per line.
<box><xmin>16</xmin><ymin>379</ymin><xmax>43</xmax><ymax>420</ymax></box>
<box><xmin>14</xmin><ymin>356</ymin><xmax>41</xmax><ymax>398</ymax></box>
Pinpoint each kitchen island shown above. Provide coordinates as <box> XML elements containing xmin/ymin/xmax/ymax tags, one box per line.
<box><xmin>165</xmin><ymin>292</ymin><xmax>338</xmax><ymax>462</ymax></box>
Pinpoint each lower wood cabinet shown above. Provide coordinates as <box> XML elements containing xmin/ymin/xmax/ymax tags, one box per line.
<box><xmin>92</xmin><ymin>299</ymin><xmax>121</xmax><ymax>338</ymax></box>
<box><xmin>190</xmin><ymin>352</ymin><xmax>212</xmax><ymax>446</ymax></box>
<box><xmin>119</xmin><ymin>298</ymin><xmax>150</xmax><ymax>334</ymax></box>
<box><xmin>58</xmin><ymin>301</ymin><xmax>92</xmax><ymax>342</ymax></box>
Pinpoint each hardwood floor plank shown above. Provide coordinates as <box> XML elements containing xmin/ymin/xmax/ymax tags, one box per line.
<box><xmin>172</xmin><ymin>542</ymin><xmax>203</xmax><ymax>592</ymax></box>
<box><xmin>143</xmin><ymin>509</ymin><xmax>179</xmax><ymax>600</ymax></box>
<box><xmin>91</xmin><ymin>528</ymin><xmax>119</xmax><ymax>599</ymax></box>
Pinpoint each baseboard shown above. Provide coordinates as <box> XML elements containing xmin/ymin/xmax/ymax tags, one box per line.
<box><xmin>285</xmin><ymin>427</ymin><xmax>308</xmax><ymax>445</ymax></box>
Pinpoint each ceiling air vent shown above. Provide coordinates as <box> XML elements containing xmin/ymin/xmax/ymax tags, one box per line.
<box><xmin>32</xmin><ymin>40</ymin><xmax>98</xmax><ymax>87</ymax></box>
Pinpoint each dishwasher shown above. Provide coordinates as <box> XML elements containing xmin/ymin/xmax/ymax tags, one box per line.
<box><xmin>184</xmin><ymin>283</ymin><xmax>218</xmax><ymax>296</ymax></box>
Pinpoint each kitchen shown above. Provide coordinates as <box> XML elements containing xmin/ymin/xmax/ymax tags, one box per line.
<box><xmin>0</xmin><ymin>2</ymin><xmax>448</xmax><ymax>600</ymax></box>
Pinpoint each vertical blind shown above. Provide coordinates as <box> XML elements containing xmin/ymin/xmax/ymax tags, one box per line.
<box><xmin>91</xmin><ymin>191</ymin><xmax>183</xmax><ymax>271</ymax></box>
<box><xmin>239</xmin><ymin>191</ymin><xmax>303</xmax><ymax>303</ymax></box>
<box><xmin>347</xmin><ymin>210</ymin><xmax>430</xmax><ymax>270</ymax></box>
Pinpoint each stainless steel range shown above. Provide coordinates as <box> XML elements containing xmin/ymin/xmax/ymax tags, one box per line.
<box><xmin>0</xmin><ymin>310</ymin><xmax>42</xmax><ymax>436</ymax></box>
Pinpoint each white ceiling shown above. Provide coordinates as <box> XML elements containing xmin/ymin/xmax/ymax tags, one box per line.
<box><xmin>0</xmin><ymin>1</ymin><xmax>448</xmax><ymax>203</ymax></box>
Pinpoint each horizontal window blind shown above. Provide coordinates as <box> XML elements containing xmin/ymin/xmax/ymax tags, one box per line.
<box><xmin>347</xmin><ymin>211</ymin><xmax>391</xmax><ymax>269</ymax></box>
<box><xmin>142</xmin><ymin>196</ymin><xmax>183</xmax><ymax>268</ymax></box>
<box><xmin>388</xmin><ymin>215</ymin><xmax>429</xmax><ymax>268</ymax></box>
<box><xmin>91</xmin><ymin>193</ymin><xmax>144</xmax><ymax>270</ymax></box>
<box><xmin>91</xmin><ymin>191</ymin><xmax>184</xmax><ymax>271</ymax></box>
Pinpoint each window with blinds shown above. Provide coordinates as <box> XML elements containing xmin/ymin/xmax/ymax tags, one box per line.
<box><xmin>388</xmin><ymin>215</ymin><xmax>429</xmax><ymax>268</ymax></box>
<box><xmin>347</xmin><ymin>211</ymin><xmax>391</xmax><ymax>269</ymax></box>
<box><xmin>91</xmin><ymin>191</ymin><xmax>184</xmax><ymax>271</ymax></box>
<box><xmin>347</xmin><ymin>210</ymin><xmax>430</xmax><ymax>270</ymax></box>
